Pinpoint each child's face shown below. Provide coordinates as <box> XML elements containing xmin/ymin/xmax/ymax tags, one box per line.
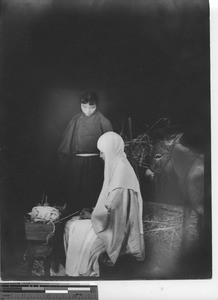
<box><xmin>81</xmin><ymin>103</ymin><xmax>97</xmax><ymax>116</ymax></box>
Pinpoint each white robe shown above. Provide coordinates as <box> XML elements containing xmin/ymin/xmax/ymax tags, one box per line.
<box><xmin>64</xmin><ymin>188</ymin><xmax>144</xmax><ymax>277</ymax></box>
<box><xmin>61</xmin><ymin>132</ymin><xmax>145</xmax><ymax>277</ymax></box>
<box><xmin>64</xmin><ymin>217</ymin><xmax>105</xmax><ymax>276</ymax></box>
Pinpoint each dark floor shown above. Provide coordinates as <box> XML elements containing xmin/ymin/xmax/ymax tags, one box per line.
<box><xmin>1</xmin><ymin>202</ymin><xmax>212</xmax><ymax>281</ymax></box>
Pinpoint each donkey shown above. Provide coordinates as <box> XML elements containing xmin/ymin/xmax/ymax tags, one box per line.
<box><xmin>149</xmin><ymin>134</ymin><xmax>204</xmax><ymax>248</ymax></box>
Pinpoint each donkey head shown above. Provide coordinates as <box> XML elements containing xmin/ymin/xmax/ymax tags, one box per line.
<box><xmin>150</xmin><ymin>141</ymin><xmax>169</xmax><ymax>173</ymax></box>
<box><xmin>150</xmin><ymin>133</ymin><xmax>183</xmax><ymax>174</ymax></box>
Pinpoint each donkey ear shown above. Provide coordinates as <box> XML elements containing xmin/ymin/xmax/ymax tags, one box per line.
<box><xmin>165</xmin><ymin>139</ymin><xmax>174</xmax><ymax>146</ymax></box>
<box><xmin>173</xmin><ymin>133</ymin><xmax>183</xmax><ymax>143</ymax></box>
<box><xmin>166</xmin><ymin>133</ymin><xmax>183</xmax><ymax>145</ymax></box>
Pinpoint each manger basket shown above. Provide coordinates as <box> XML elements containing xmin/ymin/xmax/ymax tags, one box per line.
<box><xmin>24</xmin><ymin>222</ymin><xmax>54</xmax><ymax>242</ymax></box>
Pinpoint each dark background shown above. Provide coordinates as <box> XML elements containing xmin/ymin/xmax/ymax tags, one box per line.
<box><xmin>0</xmin><ymin>0</ymin><xmax>210</xmax><ymax>278</ymax></box>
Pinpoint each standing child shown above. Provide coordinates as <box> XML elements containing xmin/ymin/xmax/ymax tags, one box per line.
<box><xmin>58</xmin><ymin>91</ymin><xmax>113</xmax><ymax>212</ymax></box>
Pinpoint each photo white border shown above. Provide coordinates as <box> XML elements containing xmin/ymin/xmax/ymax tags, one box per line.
<box><xmin>1</xmin><ymin>1</ymin><xmax>217</xmax><ymax>299</ymax></box>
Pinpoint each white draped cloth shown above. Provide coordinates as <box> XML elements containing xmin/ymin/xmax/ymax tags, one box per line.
<box><xmin>64</xmin><ymin>217</ymin><xmax>105</xmax><ymax>276</ymax></box>
<box><xmin>63</xmin><ymin>132</ymin><xmax>145</xmax><ymax>276</ymax></box>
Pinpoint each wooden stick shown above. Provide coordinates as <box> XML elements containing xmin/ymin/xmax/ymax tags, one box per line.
<box><xmin>55</xmin><ymin>211</ymin><xmax>80</xmax><ymax>223</ymax></box>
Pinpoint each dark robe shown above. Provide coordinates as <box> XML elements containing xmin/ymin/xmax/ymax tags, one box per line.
<box><xmin>58</xmin><ymin>111</ymin><xmax>113</xmax><ymax>211</ymax></box>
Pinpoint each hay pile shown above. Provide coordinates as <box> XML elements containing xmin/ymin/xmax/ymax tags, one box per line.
<box><xmin>125</xmin><ymin>133</ymin><xmax>152</xmax><ymax>169</ymax></box>
<box><xmin>124</xmin><ymin>118</ymin><xmax>172</xmax><ymax>169</ymax></box>
<box><xmin>143</xmin><ymin>202</ymin><xmax>198</xmax><ymax>262</ymax></box>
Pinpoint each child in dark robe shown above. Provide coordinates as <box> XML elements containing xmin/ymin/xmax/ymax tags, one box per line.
<box><xmin>50</xmin><ymin>91</ymin><xmax>112</xmax><ymax>270</ymax></box>
<box><xmin>58</xmin><ymin>90</ymin><xmax>113</xmax><ymax>213</ymax></box>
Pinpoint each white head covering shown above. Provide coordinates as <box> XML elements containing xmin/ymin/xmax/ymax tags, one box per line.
<box><xmin>91</xmin><ymin>132</ymin><xmax>143</xmax><ymax>234</ymax></box>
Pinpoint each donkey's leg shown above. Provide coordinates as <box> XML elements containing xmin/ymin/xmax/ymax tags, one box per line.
<box><xmin>181</xmin><ymin>202</ymin><xmax>192</xmax><ymax>250</ymax></box>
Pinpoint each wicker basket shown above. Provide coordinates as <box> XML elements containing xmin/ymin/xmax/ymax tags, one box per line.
<box><xmin>24</xmin><ymin>222</ymin><xmax>54</xmax><ymax>242</ymax></box>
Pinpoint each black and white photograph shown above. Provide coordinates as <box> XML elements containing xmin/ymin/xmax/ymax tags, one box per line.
<box><xmin>1</xmin><ymin>0</ymin><xmax>212</xmax><ymax>285</ymax></box>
